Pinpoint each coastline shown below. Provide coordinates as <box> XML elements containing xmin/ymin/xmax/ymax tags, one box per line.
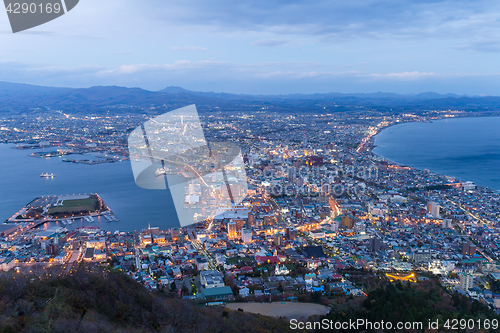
<box><xmin>369</xmin><ymin>115</ymin><xmax>500</xmax><ymax>191</ymax></box>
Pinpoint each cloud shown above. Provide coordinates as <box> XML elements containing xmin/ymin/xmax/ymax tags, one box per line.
<box><xmin>3</xmin><ymin>60</ymin><xmax>500</xmax><ymax>95</ymax></box>
<box><xmin>170</xmin><ymin>46</ymin><xmax>208</xmax><ymax>51</ymax></box>
<box><xmin>452</xmin><ymin>40</ymin><xmax>500</xmax><ymax>52</ymax></box>
<box><xmin>251</xmin><ymin>39</ymin><xmax>290</xmax><ymax>47</ymax></box>
<box><xmin>139</xmin><ymin>0</ymin><xmax>500</xmax><ymax>42</ymax></box>
<box><xmin>371</xmin><ymin>71</ymin><xmax>439</xmax><ymax>80</ymax></box>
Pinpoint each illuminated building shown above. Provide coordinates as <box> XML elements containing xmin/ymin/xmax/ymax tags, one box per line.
<box><xmin>263</xmin><ymin>214</ymin><xmax>276</xmax><ymax>226</ymax></box>
<box><xmin>286</xmin><ymin>227</ymin><xmax>297</xmax><ymax>240</ymax></box>
<box><xmin>411</xmin><ymin>249</ymin><xmax>431</xmax><ymax>263</ymax></box>
<box><xmin>234</xmin><ymin>219</ymin><xmax>245</xmax><ymax>231</ymax></box>
<box><xmin>275</xmin><ymin>263</ymin><xmax>290</xmax><ymax>275</ymax></box>
<box><xmin>459</xmin><ymin>272</ymin><xmax>474</xmax><ymax>291</ymax></box>
<box><xmin>171</xmin><ymin>227</ymin><xmax>180</xmax><ymax>238</ymax></box>
<box><xmin>274</xmin><ymin>233</ymin><xmax>283</xmax><ymax>246</ymax></box>
<box><xmin>462</xmin><ymin>181</ymin><xmax>476</xmax><ymax>190</ymax></box>
<box><xmin>200</xmin><ymin>270</ymin><xmax>225</xmax><ymax>289</ymax></box>
<box><xmin>306</xmin><ymin>156</ymin><xmax>323</xmax><ymax>166</ymax></box>
<box><xmin>242</xmin><ymin>228</ymin><xmax>252</xmax><ymax>244</ymax></box>
<box><xmin>341</xmin><ymin>215</ymin><xmax>354</xmax><ymax>229</ymax></box>
<box><xmin>427</xmin><ymin>202</ymin><xmax>440</xmax><ymax>218</ymax></box>
<box><xmin>227</xmin><ymin>221</ymin><xmax>237</xmax><ymax>239</ymax></box>
<box><xmin>428</xmin><ymin>260</ymin><xmax>455</xmax><ymax>275</ymax></box>
<box><xmin>247</xmin><ymin>212</ymin><xmax>255</xmax><ymax>226</ymax></box>
<box><xmin>385</xmin><ymin>272</ymin><xmax>417</xmax><ymax>283</ymax></box>
<box><xmin>309</xmin><ymin>229</ymin><xmax>325</xmax><ymax>239</ymax></box>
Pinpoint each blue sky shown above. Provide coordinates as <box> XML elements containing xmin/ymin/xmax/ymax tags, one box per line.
<box><xmin>1</xmin><ymin>0</ymin><xmax>500</xmax><ymax>94</ymax></box>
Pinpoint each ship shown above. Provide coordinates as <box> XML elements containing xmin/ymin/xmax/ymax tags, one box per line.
<box><xmin>40</xmin><ymin>173</ymin><xmax>55</xmax><ymax>178</ymax></box>
<box><xmin>155</xmin><ymin>167</ymin><xmax>173</xmax><ymax>177</ymax></box>
<box><xmin>76</xmin><ymin>226</ymin><xmax>100</xmax><ymax>234</ymax></box>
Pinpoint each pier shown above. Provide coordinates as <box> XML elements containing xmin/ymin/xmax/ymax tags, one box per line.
<box><xmin>3</xmin><ymin>193</ymin><xmax>118</xmax><ymax>229</ymax></box>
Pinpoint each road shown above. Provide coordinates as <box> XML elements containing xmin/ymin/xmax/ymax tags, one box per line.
<box><xmin>65</xmin><ymin>250</ymin><xmax>80</xmax><ymax>274</ymax></box>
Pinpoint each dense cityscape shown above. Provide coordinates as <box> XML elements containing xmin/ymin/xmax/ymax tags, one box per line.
<box><xmin>4</xmin><ymin>0</ymin><xmax>500</xmax><ymax>330</ymax></box>
<box><xmin>2</xmin><ymin>104</ymin><xmax>500</xmax><ymax>332</ymax></box>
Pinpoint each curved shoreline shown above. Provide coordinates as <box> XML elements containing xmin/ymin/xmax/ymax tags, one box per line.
<box><xmin>369</xmin><ymin>115</ymin><xmax>500</xmax><ymax>191</ymax></box>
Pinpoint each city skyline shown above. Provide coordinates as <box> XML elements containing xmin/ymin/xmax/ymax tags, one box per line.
<box><xmin>2</xmin><ymin>1</ymin><xmax>500</xmax><ymax>330</ymax></box>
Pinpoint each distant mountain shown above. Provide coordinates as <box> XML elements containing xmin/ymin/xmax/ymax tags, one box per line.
<box><xmin>158</xmin><ymin>87</ymin><xmax>463</xmax><ymax>103</ymax></box>
<box><xmin>159</xmin><ymin>86</ymin><xmax>193</xmax><ymax>94</ymax></box>
<box><xmin>0</xmin><ymin>83</ymin><xmax>226</xmax><ymax>113</ymax></box>
<box><xmin>0</xmin><ymin>81</ymin><xmax>69</xmax><ymax>98</ymax></box>
<box><xmin>0</xmin><ymin>81</ymin><xmax>499</xmax><ymax>113</ymax></box>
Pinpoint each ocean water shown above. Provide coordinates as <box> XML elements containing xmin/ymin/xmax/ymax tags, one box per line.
<box><xmin>0</xmin><ymin>144</ymin><xmax>179</xmax><ymax>232</ymax></box>
<box><xmin>373</xmin><ymin>116</ymin><xmax>500</xmax><ymax>190</ymax></box>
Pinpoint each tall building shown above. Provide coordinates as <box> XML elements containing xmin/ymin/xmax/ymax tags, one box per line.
<box><xmin>227</xmin><ymin>221</ymin><xmax>237</xmax><ymax>239</ymax></box>
<box><xmin>247</xmin><ymin>212</ymin><xmax>255</xmax><ymax>227</ymax></box>
<box><xmin>287</xmin><ymin>167</ymin><xmax>296</xmax><ymax>180</ymax></box>
<box><xmin>274</xmin><ymin>233</ymin><xmax>283</xmax><ymax>246</ymax></box>
<box><xmin>370</xmin><ymin>237</ymin><xmax>381</xmax><ymax>252</ymax></box>
<box><xmin>242</xmin><ymin>228</ymin><xmax>252</xmax><ymax>244</ymax></box>
<box><xmin>412</xmin><ymin>249</ymin><xmax>431</xmax><ymax>263</ymax></box>
<box><xmin>442</xmin><ymin>219</ymin><xmax>453</xmax><ymax>229</ymax></box>
<box><xmin>427</xmin><ymin>202</ymin><xmax>440</xmax><ymax>218</ymax></box>
<box><xmin>459</xmin><ymin>272</ymin><xmax>474</xmax><ymax>291</ymax></box>
<box><xmin>286</xmin><ymin>227</ymin><xmax>298</xmax><ymax>240</ymax></box>
<box><xmin>295</xmin><ymin>177</ymin><xmax>304</xmax><ymax>187</ymax></box>
<box><xmin>46</xmin><ymin>243</ymin><xmax>58</xmax><ymax>256</ymax></box>
<box><xmin>234</xmin><ymin>219</ymin><xmax>245</xmax><ymax>231</ymax></box>
<box><xmin>263</xmin><ymin>214</ymin><xmax>276</xmax><ymax>226</ymax></box>
<box><xmin>462</xmin><ymin>181</ymin><xmax>476</xmax><ymax>191</ymax></box>
<box><xmin>462</xmin><ymin>242</ymin><xmax>476</xmax><ymax>255</ymax></box>
<box><xmin>341</xmin><ymin>215</ymin><xmax>354</xmax><ymax>229</ymax></box>
<box><xmin>306</xmin><ymin>156</ymin><xmax>323</xmax><ymax>166</ymax></box>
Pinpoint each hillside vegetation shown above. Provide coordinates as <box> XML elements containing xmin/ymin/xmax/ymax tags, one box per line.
<box><xmin>0</xmin><ymin>266</ymin><xmax>295</xmax><ymax>333</ymax></box>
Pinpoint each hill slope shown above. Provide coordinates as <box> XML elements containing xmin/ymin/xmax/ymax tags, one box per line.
<box><xmin>0</xmin><ymin>267</ymin><xmax>295</xmax><ymax>333</ymax></box>
<box><xmin>1</xmin><ymin>81</ymin><xmax>500</xmax><ymax>113</ymax></box>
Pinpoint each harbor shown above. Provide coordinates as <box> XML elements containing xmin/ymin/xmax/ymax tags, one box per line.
<box><xmin>3</xmin><ymin>193</ymin><xmax>119</xmax><ymax>231</ymax></box>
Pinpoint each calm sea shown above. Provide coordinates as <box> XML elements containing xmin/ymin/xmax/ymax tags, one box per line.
<box><xmin>374</xmin><ymin>116</ymin><xmax>500</xmax><ymax>190</ymax></box>
<box><xmin>0</xmin><ymin>144</ymin><xmax>179</xmax><ymax>232</ymax></box>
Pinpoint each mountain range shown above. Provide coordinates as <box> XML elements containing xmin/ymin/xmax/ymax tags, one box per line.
<box><xmin>1</xmin><ymin>81</ymin><xmax>500</xmax><ymax>113</ymax></box>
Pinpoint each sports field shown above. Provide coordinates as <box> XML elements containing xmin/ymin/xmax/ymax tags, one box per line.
<box><xmin>48</xmin><ymin>196</ymin><xmax>96</xmax><ymax>214</ymax></box>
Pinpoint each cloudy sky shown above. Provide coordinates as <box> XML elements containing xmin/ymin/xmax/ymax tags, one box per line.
<box><xmin>1</xmin><ymin>0</ymin><xmax>500</xmax><ymax>94</ymax></box>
